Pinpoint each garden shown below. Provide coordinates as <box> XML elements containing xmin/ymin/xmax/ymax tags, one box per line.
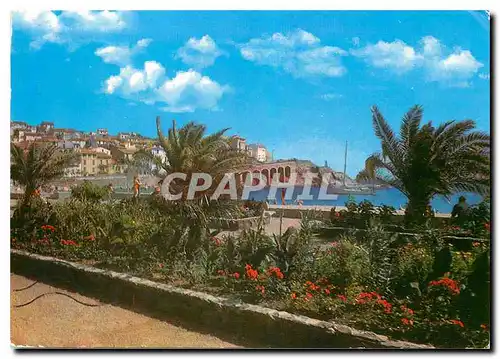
<box><xmin>10</xmin><ymin>107</ymin><xmax>491</xmax><ymax>348</ymax></box>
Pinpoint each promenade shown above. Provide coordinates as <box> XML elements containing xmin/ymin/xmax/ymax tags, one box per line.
<box><xmin>11</xmin><ymin>274</ymin><xmax>240</xmax><ymax>348</ymax></box>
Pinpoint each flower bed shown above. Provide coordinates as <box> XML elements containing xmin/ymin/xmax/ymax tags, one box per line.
<box><xmin>11</xmin><ymin>249</ymin><xmax>435</xmax><ymax>349</ymax></box>
<box><xmin>10</xmin><ymin>198</ymin><xmax>491</xmax><ymax>349</ymax></box>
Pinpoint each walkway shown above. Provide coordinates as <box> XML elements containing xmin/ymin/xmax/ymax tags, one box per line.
<box><xmin>10</xmin><ymin>274</ymin><xmax>240</xmax><ymax>348</ymax></box>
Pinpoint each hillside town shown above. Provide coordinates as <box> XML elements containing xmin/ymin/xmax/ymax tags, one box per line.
<box><xmin>10</xmin><ymin>120</ymin><xmax>274</xmax><ymax>178</ymax></box>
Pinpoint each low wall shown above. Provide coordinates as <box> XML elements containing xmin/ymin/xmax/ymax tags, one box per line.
<box><xmin>209</xmin><ymin>214</ymin><xmax>271</xmax><ymax>231</ymax></box>
<box><xmin>11</xmin><ymin>250</ymin><xmax>433</xmax><ymax>349</ymax></box>
<box><xmin>268</xmin><ymin>205</ymin><xmax>450</xmax><ymax>227</ymax></box>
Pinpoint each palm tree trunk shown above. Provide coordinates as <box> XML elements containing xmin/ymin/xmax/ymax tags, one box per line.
<box><xmin>404</xmin><ymin>196</ymin><xmax>431</xmax><ymax>227</ymax></box>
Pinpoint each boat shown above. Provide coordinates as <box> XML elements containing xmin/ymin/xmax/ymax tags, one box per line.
<box><xmin>326</xmin><ymin>141</ymin><xmax>376</xmax><ymax>195</ymax></box>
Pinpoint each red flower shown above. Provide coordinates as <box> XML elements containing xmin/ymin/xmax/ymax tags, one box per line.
<box><xmin>481</xmin><ymin>324</ymin><xmax>488</xmax><ymax>331</ymax></box>
<box><xmin>233</xmin><ymin>272</ymin><xmax>240</xmax><ymax>279</ymax></box>
<box><xmin>41</xmin><ymin>225</ymin><xmax>55</xmax><ymax>232</ymax></box>
<box><xmin>159</xmin><ymin>263</ymin><xmax>164</xmax><ymax>269</ymax></box>
<box><xmin>377</xmin><ymin>299</ymin><xmax>392</xmax><ymax>314</ymax></box>
<box><xmin>60</xmin><ymin>239</ymin><xmax>78</xmax><ymax>246</ymax></box>
<box><xmin>401</xmin><ymin>318</ymin><xmax>413</xmax><ymax>326</ymax></box>
<box><xmin>304</xmin><ymin>281</ymin><xmax>320</xmax><ymax>291</ymax></box>
<box><xmin>331</xmin><ymin>241</ymin><xmax>339</xmax><ymax>247</ymax></box>
<box><xmin>255</xmin><ymin>285</ymin><xmax>265</xmax><ymax>294</ymax></box>
<box><xmin>473</xmin><ymin>241</ymin><xmax>480</xmax><ymax>247</ymax></box>
<box><xmin>267</xmin><ymin>267</ymin><xmax>284</xmax><ymax>279</ymax></box>
<box><xmin>324</xmin><ymin>288</ymin><xmax>331</xmax><ymax>295</ymax></box>
<box><xmin>211</xmin><ymin>237</ymin><xmax>222</xmax><ymax>246</ymax></box>
<box><xmin>400</xmin><ymin>305</ymin><xmax>414</xmax><ymax>316</ymax></box>
<box><xmin>304</xmin><ymin>292</ymin><xmax>313</xmax><ymax>301</ymax></box>
<box><xmin>449</xmin><ymin>319</ymin><xmax>464</xmax><ymax>328</ymax></box>
<box><xmin>245</xmin><ymin>265</ymin><xmax>259</xmax><ymax>280</ymax></box>
<box><xmin>335</xmin><ymin>212</ymin><xmax>341</xmax><ymax>218</ymax></box>
<box><xmin>337</xmin><ymin>295</ymin><xmax>347</xmax><ymax>302</ymax></box>
<box><xmin>356</xmin><ymin>291</ymin><xmax>381</xmax><ymax>304</ymax></box>
<box><xmin>291</xmin><ymin>292</ymin><xmax>297</xmax><ymax>299</ymax></box>
<box><xmin>484</xmin><ymin>222</ymin><xmax>490</xmax><ymax>231</ymax></box>
<box><xmin>84</xmin><ymin>234</ymin><xmax>95</xmax><ymax>241</ymax></box>
<box><xmin>217</xmin><ymin>270</ymin><xmax>225</xmax><ymax>276</ymax></box>
<box><xmin>428</xmin><ymin>277</ymin><xmax>460</xmax><ymax>295</ymax></box>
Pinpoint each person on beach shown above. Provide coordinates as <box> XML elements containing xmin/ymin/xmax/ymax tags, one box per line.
<box><xmin>133</xmin><ymin>175</ymin><xmax>141</xmax><ymax>199</ymax></box>
<box><xmin>107</xmin><ymin>183</ymin><xmax>114</xmax><ymax>199</ymax></box>
<box><xmin>451</xmin><ymin>196</ymin><xmax>469</xmax><ymax>222</ymax></box>
<box><xmin>32</xmin><ymin>186</ymin><xmax>41</xmax><ymax>198</ymax></box>
<box><xmin>281</xmin><ymin>188</ymin><xmax>286</xmax><ymax>205</ymax></box>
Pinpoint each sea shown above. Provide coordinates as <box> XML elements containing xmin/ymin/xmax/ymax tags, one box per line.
<box><xmin>34</xmin><ymin>175</ymin><xmax>484</xmax><ymax>214</ymax></box>
<box><xmin>249</xmin><ymin>186</ymin><xmax>483</xmax><ymax>214</ymax></box>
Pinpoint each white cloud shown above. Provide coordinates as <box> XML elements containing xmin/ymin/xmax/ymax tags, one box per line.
<box><xmin>321</xmin><ymin>93</ymin><xmax>343</xmax><ymax>101</ymax></box>
<box><xmin>239</xmin><ymin>28</ymin><xmax>347</xmax><ymax>78</ymax></box>
<box><xmin>176</xmin><ymin>35</ymin><xmax>224</xmax><ymax>69</ymax></box>
<box><xmin>351</xmin><ymin>39</ymin><xmax>422</xmax><ymax>72</ymax></box>
<box><xmin>12</xmin><ymin>10</ymin><xmax>129</xmax><ymax>49</ymax></box>
<box><xmin>95</xmin><ymin>38</ymin><xmax>152</xmax><ymax>66</ymax></box>
<box><xmin>102</xmin><ymin>62</ymin><xmax>228</xmax><ymax>113</ymax></box>
<box><xmin>351</xmin><ymin>36</ymin><xmax>483</xmax><ymax>86</ymax></box>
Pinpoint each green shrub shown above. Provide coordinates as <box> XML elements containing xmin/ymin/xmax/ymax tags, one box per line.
<box><xmin>71</xmin><ymin>181</ymin><xmax>109</xmax><ymax>202</ymax></box>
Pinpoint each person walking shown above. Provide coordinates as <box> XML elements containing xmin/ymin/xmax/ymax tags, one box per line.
<box><xmin>133</xmin><ymin>175</ymin><xmax>141</xmax><ymax>200</ymax></box>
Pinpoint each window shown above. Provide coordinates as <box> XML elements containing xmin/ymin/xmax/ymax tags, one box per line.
<box><xmin>83</xmin><ymin>160</ymin><xmax>86</xmax><ymax>165</ymax></box>
<box><xmin>93</xmin><ymin>160</ymin><xmax>95</xmax><ymax>166</ymax></box>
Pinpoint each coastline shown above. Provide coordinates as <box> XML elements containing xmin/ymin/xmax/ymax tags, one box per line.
<box><xmin>268</xmin><ymin>204</ymin><xmax>451</xmax><ymax>218</ymax></box>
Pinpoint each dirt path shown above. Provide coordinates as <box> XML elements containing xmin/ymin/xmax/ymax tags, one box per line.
<box><xmin>10</xmin><ymin>274</ymin><xmax>240</xmax><ymax>348</ymax></box>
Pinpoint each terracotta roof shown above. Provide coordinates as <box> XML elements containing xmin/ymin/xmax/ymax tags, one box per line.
<box><xmin>116</xmin><ymin>147</ymin><xmax>137</xmax><ymax>154</ymax></box>
<box><xmin>38</xmin><ymin>137</ymin><xmax>59</xmax><ymax>142</ymax></box>
<box><xmin>53</xmin><ymin>128</ymin><xmax>76</xmax><ymax>133</ymax></box>
<box><xmin>79</xmin><ymin>149</ymin><xmax>98</xmax><ymax>155</ymax></box>
<box><xmin>96</xmin><ymin>153</ymin><xmax>112</xmax><ymax>159</ymax></box>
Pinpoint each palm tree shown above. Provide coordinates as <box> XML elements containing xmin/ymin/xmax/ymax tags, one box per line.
<box><xmin>155</xmin><ymin>116</ymin><xmax>252</xmax><ymax>256</ymax></box>
<box><xmin>358</xmin><ymin>105</ymin><xmax>490</xmax><ymax>226</ymax></box>
<box><xmin>11</xmin><ymin>142</ymin><xmax>79</xmax><ymax>210</ymax></box>
<box><xmin>156</xmin><ymin>116</ymin><xmax>251</xmax><ymax>200</ymax></box>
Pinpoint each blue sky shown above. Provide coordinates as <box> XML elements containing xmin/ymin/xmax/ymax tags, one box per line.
<box><xmin>11</xmin><ymin>10</ymin><xmax>490</xmax><ymax>176</ymax></box>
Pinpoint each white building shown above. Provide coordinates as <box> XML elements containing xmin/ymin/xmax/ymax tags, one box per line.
<box><xmin>97</xmin><ymin>128</ymin><xmax>109</xmax><ymax>136</ymax></box>
<box><xmin>248</xmin><ymin>143</ymin><xmax>270</xmax><ymax>162</ymax></box>
<box><xmin>93</xmin><ymin>147</ymin><xmax>111</xmax><ymax>156</ymax></box>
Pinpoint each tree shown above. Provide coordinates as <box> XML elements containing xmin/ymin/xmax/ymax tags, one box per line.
<box><xmin>11</xmin><ymin>142</ymin><xmax>79</xmax><ymax>210</ymax></box>
<box><xmin>156</xmin><ymin>116</ymin><xmax>251</xmax><ymax>200</ymax></box>
<box><xmin>126</xmin><ymin>148</ymin><xmax>164</xmax><ymax>176</ymax></box>
<box><xmin>98</xmin><ymin>163</ymin><xmax>109</xmax><ymax>174</ymax></box>
<box><xmin>358</xmin><ymin>105</ymin><xmax>490</xmax><ymax>226</ymax></box>
<box><xmin>154</xmin><ymin>116</ymin><xmax>253</xmax><ymax>256</ymax></box>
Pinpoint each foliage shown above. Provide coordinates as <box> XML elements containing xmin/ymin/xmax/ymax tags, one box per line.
<box><xmin>71</xmin><ymin>181</ymin><xmax>110</xmax><ymax>202</ymax></box>
<box><xmin>11</xmin><ymin>192</ymin><xmax>490</xmax><ymax>348</ymax></box>
<box><xmin>11</xmin><ymin>142</ymin><xmax>78</xmax><ymax>209</ymax></box>
<box><xmin>155</xmin><ymin>116</ymin><xmax>252</xmax><ymax>200</ymax></box>
<box><xmin>357</xmin><ymin>105</ymin><xmax>490</xmax><ymax>227</ymax></box>
<box><xmin>453</xmin><ymin>199</ymin><xmax>491</xmax><ymax>238</ymax></box>
<box><xmin>329</xmin><ymin>200</ymin><xmax>397</xmax><ymax>229</ymax></box>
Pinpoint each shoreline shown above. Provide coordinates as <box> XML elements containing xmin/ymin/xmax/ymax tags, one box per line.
<box><xmin>268</xmin><ymin>204</ymin><xmax>451</xmax><ymax>218</ymax></box>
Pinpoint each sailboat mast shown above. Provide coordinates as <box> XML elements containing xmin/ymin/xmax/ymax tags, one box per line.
<box><xmin>343</xmin><ymin>140</ymin><xmax>347</xmax><ymax>186</ymax></box>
